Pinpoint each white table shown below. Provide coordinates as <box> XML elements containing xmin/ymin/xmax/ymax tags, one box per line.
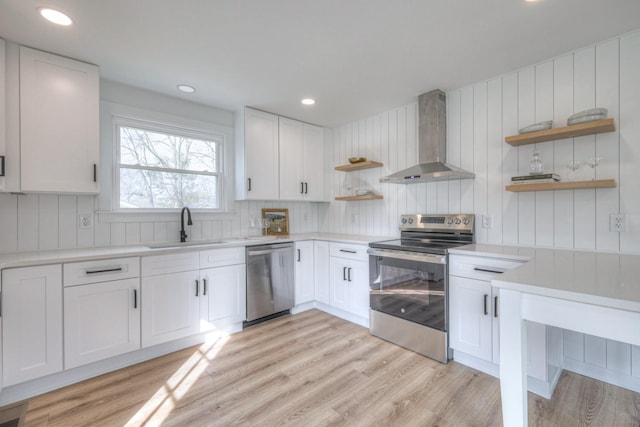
<box><xmin>492</xmin><ymin>249</ymin><xmax>640</xmax><ymax>426</ymax></box>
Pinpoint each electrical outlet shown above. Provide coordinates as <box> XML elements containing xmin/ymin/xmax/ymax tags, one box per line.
<box><xmin>482</xmin><ymin>215</ymin><xmax>493</xmax><ymax>229</ymax></box>
<box><xmin>609</xmin><ymin>214</ymin><xmax>626</xmax><ymax>232</ymax></box>
<box><xmin>79</xmin><ymin>214</ymin><xmax>93</xmax><ymax>229</ymax></box>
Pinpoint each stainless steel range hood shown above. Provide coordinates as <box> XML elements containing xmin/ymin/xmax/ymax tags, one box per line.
<box><xmin>380</xmin><ymin>90</ymin><xmax>475</xmax><ymax>183</ymax></box>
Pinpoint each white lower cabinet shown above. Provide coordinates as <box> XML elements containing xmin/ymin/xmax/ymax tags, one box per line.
<box><xmin>64</xmin><ymin>278</ymin><xmax>140</xmax><ymax>369</ymax></box>
<box><xmin>2</xmin><ymin>265</ymin><xmax>63</xmax><ymax>387</ymax></box>
<box><xmin>329</xmin><ymin>243</ymin><xmax>369</xmax><ymax>321</ymax></box>
<box><xmin>294</xmin><ymin>241</ymin><xmax>315</xmax><ymax>305</ymax></box>
<box><xmin>200</xmin><ymin>264</ymin><xmax>246</xmax><ymax>327</ymax></box>
<box><xmin>314</xmin><ymin>241</ymin><xmax>330</xmax><ymax>304</ymax></box>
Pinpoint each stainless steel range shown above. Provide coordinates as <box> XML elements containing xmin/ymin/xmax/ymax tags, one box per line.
<box><xmin>368</xmin><ymin>214</ymin><xmax>474</xmax><ymax>363</ymax></box>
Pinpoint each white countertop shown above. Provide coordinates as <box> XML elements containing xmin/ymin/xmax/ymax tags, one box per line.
<box><xmin>450</xmin><ymin>244</ymin><xmax>640</xmax><ymax>312</ymax></box>
<box><xmin>0</xmin><ymin>233</ymin><xmax>393</xmax><ymax>270</ymax></box>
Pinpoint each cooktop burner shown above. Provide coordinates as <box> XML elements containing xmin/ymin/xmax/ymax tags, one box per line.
<box><xmin>370</xmin><ymin>214</ymin><xmax>475</xmax><ymax>254</ymax></box>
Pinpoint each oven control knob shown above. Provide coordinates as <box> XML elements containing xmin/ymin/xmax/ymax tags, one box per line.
<box><xmin>401</xmin><ymin>218</ymin><xmax>407</xmax><ymax>224</ymax></box>
<box><xmin>408</xmin><ymin>218</ymin><xmax>414</xmax><ymax>224</ymax></box>
<box><xmin>447</xmin><ymin>219</ymin><xmax>454</xmax><ymax>225</ymax></box>
<box><xmin>455</xmin><ymin>218</ymin><xmax>462</xmax><ymax>224</ymax></box>
<box><xmin>463</xmin><ymin>218</ymin><xmax>470</xmax><ymax>225</ymax></box>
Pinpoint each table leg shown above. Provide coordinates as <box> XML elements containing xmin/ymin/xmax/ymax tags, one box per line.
<box><xmin>499</xmin><ymin>288</ymin><xmax>528</xmax><ymax>427</ymax></box>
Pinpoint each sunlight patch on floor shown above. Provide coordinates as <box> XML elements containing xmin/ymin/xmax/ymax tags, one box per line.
<box><xmin>125</xmin><ymin>333</ymin><xmax>230</xmax><ymax>426</ymax></box>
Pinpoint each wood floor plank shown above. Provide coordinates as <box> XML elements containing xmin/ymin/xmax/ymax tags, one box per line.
<box><xmin>21</xmin><ymin>309</ymin><xmax>640</xmax><ymax>427</ymax></box>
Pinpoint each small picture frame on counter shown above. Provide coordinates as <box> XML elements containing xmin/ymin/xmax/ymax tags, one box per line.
<box><xmin>262</xmin><ymin>208</ymin><xmax>289</xmax><ymax>235</ymax></box>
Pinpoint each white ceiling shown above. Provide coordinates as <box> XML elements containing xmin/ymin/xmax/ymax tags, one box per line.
<box><xmin>1</xmin><ymin>0</ymin><xmax>640</xmax><ymax>127</ymax></box>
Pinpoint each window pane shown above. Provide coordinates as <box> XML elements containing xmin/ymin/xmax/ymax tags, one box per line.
<box><xmin>120</xmin><ymin>168</ymin><xmax>219</xmax><ymax>209</ymax></box>
<box><xmin>119</xmin><ymin>126</ymin><xmax>219</xmax><ymax>173</ymax></box>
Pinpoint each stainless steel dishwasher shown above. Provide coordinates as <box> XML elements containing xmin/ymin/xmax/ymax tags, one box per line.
<box><xmin>245</xmin><ymin>242</ymin><xmax>295</xmax><ymax>325</ymax></box>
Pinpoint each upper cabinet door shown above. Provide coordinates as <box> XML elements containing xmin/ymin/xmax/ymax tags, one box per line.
<box><xmin>302</xmin><ymin>123</ymin><xmax>324</xmax><ymax>201</ymax></box>
<box><xmin>279</xmin><ymin>117</ymin><xmax>304</xmax><ymax>200</ymax></box>
<box><xmin>240</xmin><ymin>108</ymin><xmax>279</xmax><ymax>200</ymax></box>
<box><xmin>19</xmin><ymin>47</ymin><xmax>99</xmax><ymax>193</ymax></box>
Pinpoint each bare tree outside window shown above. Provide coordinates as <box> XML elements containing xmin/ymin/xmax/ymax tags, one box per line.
<box><xmin>118</xmin><ymin>124</ymin><xmax>222</xmax><ymax>209</ymax></box>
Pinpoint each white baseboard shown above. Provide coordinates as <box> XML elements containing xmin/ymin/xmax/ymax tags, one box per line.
<box><xmin>563</xmin><ymin>358</ymin><xmax>640</xmax><ymax>393</ymax></box>
<box><xmin>315</xmin><ymin>302</ymin><xmax>369</xmax><ymax>328</ymax></box>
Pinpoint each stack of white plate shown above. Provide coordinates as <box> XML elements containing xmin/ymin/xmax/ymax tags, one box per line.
<box><xmin>567</xmin><ymin>108</ymin><xmax>608</xmax><ymax>125</ymax></box>
<box><xmin>518</xmin><ymin>120</ymin><xmax>552</xmax><ymax>134</ymax></box>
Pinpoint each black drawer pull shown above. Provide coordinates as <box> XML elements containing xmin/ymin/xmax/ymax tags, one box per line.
<box><xmin>93</xmin><ymin>163</ymin><xmax>97</xmax><ymax>182</ymax></box>
<box><xmin>248</xmin><ymin>178</ymin><xmax>252</xmax><ymax>191</ymax></box>
<box><xmin>86</xmin><ymin>267</ymin><xmax>123</xmax><ymax>275</ymax></box>
<box><xmin>474</xmin><ymin>267</ymin><xmax>505</xmax><ymax>274</ymax></box>
<box><xmin>133</xmin><ymin>289</ymin><xmax>138</xmax><ymax>309</ymax></box>
<box><xmin>494</xmin><ymin>296</ymin><xmax>498</xmax><ymax>318</ymax></box>
<box><xmin>339</xmin><ymin>249</ymin><xmax>357</xmax><ymax>254</ymax></box>
<box><xmin>483</xmin><ymin>294</ymin><xmax>489</xmax><ymax>315</ymax></box>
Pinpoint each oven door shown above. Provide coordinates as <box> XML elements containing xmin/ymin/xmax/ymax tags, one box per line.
<box><xmin>368</xmin><ymin>248</ymin><xmax>447</xmax><ymax>332</ymax></box>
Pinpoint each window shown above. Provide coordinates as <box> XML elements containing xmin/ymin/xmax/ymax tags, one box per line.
<box><xmin>116</xmin><ymin>120</ymin><xmax>224</xmax><ymax>210</ymax></box>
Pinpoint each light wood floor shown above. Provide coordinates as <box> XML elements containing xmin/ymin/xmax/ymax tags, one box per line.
<box><xmin>22</xmin><ymin>310</ymin><xmax>640</xmax><ymax>426</ymax></box>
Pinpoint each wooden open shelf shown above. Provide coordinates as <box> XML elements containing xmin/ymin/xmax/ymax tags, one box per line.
<box><xmin>335</xmin><ymin>194</ymin><xmax>384</xmax><ymax>201</ymax></box>
<box><xmin>505</xmin><ymin>118</ymin><xmax>615</xmax><ymax>146</ymax></box>
<box><xmin>505</xmin><ymin>179</ymin><xmax>616</xmax><ymax>192</ymax></box>
<box><xmin>335</xmin><ymin>161</ymin><xmax>383</xmax><ymax>172</ymax></box>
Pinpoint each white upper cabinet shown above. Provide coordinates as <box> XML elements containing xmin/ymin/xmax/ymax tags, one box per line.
<box><xmin>18</xmin><ymin>47</ymin><xmax>99</xmax><ymax>193</ymax></box>
<box><xmin>235</xmin><ymin>107</ymin><xmax>280</xmax><ymax>200</ymax></box>
<box><xmin>0</xmin><ymin>39</ymin><xmax>6</xmax><ymax>188</ymax></box>
<box><xmin>236</xmin><ymin>107</ymin><xmax>325</xmax><ymax>201</ymax></box>
<box><xmin>279</xmin><ymin>118</ymin><xmax>324</xmax><ymax>201</ymax></box>
<box><xmin>2</xmin><ymin>45</ymin><xmax>99</xmax><ymax>194</ymax></box>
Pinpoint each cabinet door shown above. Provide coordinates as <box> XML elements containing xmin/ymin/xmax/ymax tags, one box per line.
<box><xmin>279</xmin><ymin>117</ymin><xmax>304</xmax><ymax>200</ymax></box>
<box><xmin>302</xmin><ymin>123</ymin><xmax>324</xmax><ymax>201</ymax></box>
<box><xmin>201</xmin><ymin>264</ymin><xmax>246</xmax><ymax>327</ymax></box>
<box><xmin>64</xmin><ymin>278</ymin><xmax>140</xmax><ymax>369</ymax></box>
<box><xmin>2</xmin><ymin>265</ymin><xmax>63</xmax><ymax>386</ymax></box>
<box><xmin>0</xmin><ymin>39</ymin><xmax>5</xmax><ymax>189</ymax></box>
<box><xmin>141</xmin><ymin>271</ymin><xmax>200</xmax><ymax>347</ymax></box>
<box><xmin>294</xmin><ymin>241</ymin><xmax>315</xmax><ymax>305</ymax></box>
<box><xmin>314</xmin><ymin>241</ymin><xmax>330</xmax><ymax>304</ymax></box>
<box><xmin>449</xmin><ymin>276</ymin><xmax>492</xmax><ymax>362</ymax></box>
<box><xmin>329</xmin><ymin>258</ymin><xmax>349</xmax><ymax>311</ymax></box>
<box><xmin>243</xmin><ymin>108</ymin><xmax>279</xmax><ymax>200</ymax></box>
<box><xmin>347</xmin><ymin>259</ymin><xmax>369</xmax><ymax>319</ymax></box>
<box><xmin>19</xmin><ymin>47</ymin><xmax>99</xmax><ymax>193</ymax></box>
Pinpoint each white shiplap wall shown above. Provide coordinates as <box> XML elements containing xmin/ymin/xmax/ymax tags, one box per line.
<box><xmin>321</xmin><ymin>30</ymin><xmax>640</xmax><ymax>254</ymax></box>
<box><xmin>321</xmin><ymin>29</ymin><xmax>640</xmax><ymax>391</ymax></box>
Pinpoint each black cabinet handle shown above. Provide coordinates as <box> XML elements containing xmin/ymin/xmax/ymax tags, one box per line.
<box><xmin>86</xmin><ymin>267</ymin><xmax>123</xmax><ymax>275</ymax></box>
<box><xmin>339</xmin><ymin>249</ymin><xmax>357</xmax><ymax>254</ymax></box>
<box><xmin>0</xmin><ymin>156</ymin><xmax>5</xmax><ymax>177</ymax></box>
<box><xmin>297</xmin><ymin>249</ymin><xmax>301</xmax><ymax>262</ymax></box>
<box><xmin>304</xmin><ymin>182</ymin><xmax>308</xmax><ymax>194</ymax></box>
<box><xmin>203</xmin><ymin>279</ymin><xmax>207</xmax><ymax>296</ymax></box>
<box><xmin>483</xmin><ymin>294</ymin><xmax>489</xmax><ymax>315</ymax></box>
<box><xmin>195</xmin><ymin>280</ymin><xmax>199</xmax><ymax>297</ymax></box>
<box><xmin>343</xmin><ymin>266</ymin><xmax>347</xmax><ymax>281</ymax></box>
<box><xmin>248</xmin><ymin>178</ymin><xmax>252</xmax><ymax>191</ymax></box>
<box><xmin>347</xmin><ymin>267</ymin><xmax>352</xmax><ymax>282</ymax></box>
<box><xmin>133</xmin><ymin>289</ymin><xmax>137</xmax><ymax>309</ymax></box>
<box><xmin>474</xmin><ymin>267</ymin><xmax>505</xmax><ymax>274</ymax></box>
<box><xmin>93</xmin><ymin>163</ymin><xmax>97</xmax><ymax>182</ymax></box>
<box><xmin>300</xmin><ymin>182</ymin><xmax>304</xmax><ymax>194</ymax></box>
<box><xmin>494</xmin><ymin>296</ymin><xmax>498</xmax><ymax>318</ymax></box>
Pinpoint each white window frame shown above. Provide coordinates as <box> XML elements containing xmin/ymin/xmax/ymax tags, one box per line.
<box><xmin>114</xmin><ymin>117</ymin><xmax>225</xmax><ymax>212</ymax></box>
<box><xmin>98</xmin><ymin>101</ymin><xmax>235</xmax><ymax>220</ymax></box>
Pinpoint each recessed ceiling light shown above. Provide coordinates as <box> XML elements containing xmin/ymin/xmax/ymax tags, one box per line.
<box><xmin>301</xmin><ymin>98</ymin><xmax>316</xmax><ymax>106</ymax></box>
<box><xmin>177</xmin><ymin>84</ymin><xmax>196</xmax><ymax>93</ymax></box>
<box><xmin>39</xmin><ymin>7</ymin><xmax>73</xmax><ymax>26</ymax></box>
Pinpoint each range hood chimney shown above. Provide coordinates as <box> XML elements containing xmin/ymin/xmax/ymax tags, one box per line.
<box><xmin>380</xmin><ymin>89</ymin><xmax>475</xmax><ymax>183</ymax></box>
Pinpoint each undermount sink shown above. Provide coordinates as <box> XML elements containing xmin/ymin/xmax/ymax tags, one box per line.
<box><xmin>146</xmin><ymin>240</ymin><xmax>228</xmax><ymax>249</ymax></box>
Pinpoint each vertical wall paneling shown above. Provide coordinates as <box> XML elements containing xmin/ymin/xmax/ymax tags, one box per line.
<box><xmin>406</xmin><ymin>104</ymin><xmax>418</xmax><ymax>216</ymax></box>
<box><xmin>595</xmin><ymin>39</ymin><xmax>621</xmax><ymax>252</ymax></box>
<box><xmin>0</xmin><ymin>194</ymin><xmax>18</xmax><ymax>253</ymax></box>
<box><xmin>460</xmin><ymin>87</ymin><xmax>475</xmax><ymax>214</ymax></box>
<box><xmin>77</xmin><ymin>196</ymin><xmax>95</xmax><ymax>248</ymax></box>
<box><xmin>534</xmin><ymin>61</ymin><xmax>555</xmax><ymax>247</ymax></box>
<box><xmin>487</xmin><ymin>78</ymin><xmax>503</xmax><ymax>243</ymax></box>
<box><xmin>553</xmin><ymin>54</ymin><xmax>575</xmax><ymax>248</ymax></box>
<box><xmin>140</xmin><ymin>222</ymin><xmax>154</xmax><ymax>243</ymax></box>
<box><xmin>38</xmin><ymin>194</ymin><xmax>59</xmax><ymax>251</ymax></box>
<box><xmin>447</xmin><ymin>90</ymin><xmax>462</xmax><ymax>214</ymax></box>
<box><xmin>58</xmin><ymin>195</ymin><xmax>77</xmax><ymax>249</ymax></box>
<box><xmin>620</xmin><ymin>31</ymin><xmax>640</xmax><ymax>253</ymax></box>
<box><xmin>387</xmin><ymin>110</ymin><xmax>399</xmax><ymax>234</ymax></box>
<box><xmin>573</xmin><ymin>47</ymin><xmax>597</xmax><ymax>250</ymax></box>
<box><xmin>606</xmin><ymin>340</ymin><xmax>632</xmax><ymax>375</ymax></box>
<box><xmin>517</xmin><ymin>68</ymin><xmax>536</xmax><ymax>245</ymax></box>
<box><xmin>125</xmin><ymin>223</ymin><xmax>141</xmax><ymax>245</ymax></box>
<box><xmin>110</xmin><ymin>223</ymin><xmax>126</xmax><ymax>246</ymax></box>
<box><xmin>473</xmin><ymin>83</ymin><xmax>488</xmax><ymax>244</ymax></box>
<box><xmin>502</xmin><ymin>73</ymin><xmax>519</xmax><ymax>245</ymax></box>
<box><xmin>17</xmin><ymin>194</ymin><xmax>38</xmax><ymax>252</ymax></box>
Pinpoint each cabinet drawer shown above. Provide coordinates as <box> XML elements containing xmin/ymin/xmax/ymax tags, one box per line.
<box><xmin>142</xmin><ymin>252</ymin><xmax>199</xmax><ymax>276</ymax></box>
<box><xmin>449</xmin><ymin>254</ymin><xmax>524</xmax><ymax>281</ymax></box>
<box><xmin>200</xmin><ymin>247</ymin><xmax>245</xmax><ymax>268</ymax></box>
<box><xmin>64</xmin><ymin>257</ymin><xmax>139</xmax><ymax>286</ymax></box>
<box><xmin>329</xmin><ymin>243</ymin><xmax>368</xmax><ymax>262</ymax></box>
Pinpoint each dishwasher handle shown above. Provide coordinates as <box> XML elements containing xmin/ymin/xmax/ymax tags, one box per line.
<box><xmin>247</xmin><ymin>246</ymin><xmax>293</xmax><ymax>256</ymax></box>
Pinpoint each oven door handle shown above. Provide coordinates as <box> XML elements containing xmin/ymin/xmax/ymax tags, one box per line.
<box><xmin>367</xmin><ymin>248</ymin><xmax>446</xmax><ymax>265</ymax></box>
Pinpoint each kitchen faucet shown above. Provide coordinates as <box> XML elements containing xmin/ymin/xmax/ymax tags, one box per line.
<box><xmin>180</xmin><ymin>207</ymin><xmax>193</xmax><ymax>242</ymax></box>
